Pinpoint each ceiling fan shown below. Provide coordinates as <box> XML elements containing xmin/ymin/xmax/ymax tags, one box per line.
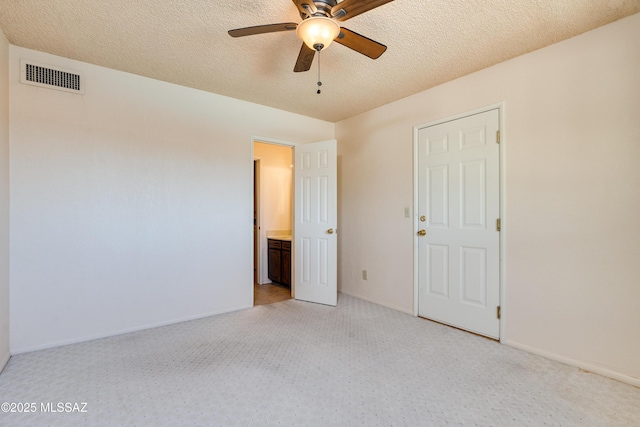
<box><xmin>228</xmin><ymin>0</ymin><xmax>394</xmax><ymax>73</ymax></box>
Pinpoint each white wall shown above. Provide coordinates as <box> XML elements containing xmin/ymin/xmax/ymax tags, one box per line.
<box><xmin>0</xmin><ymin>29</ymin><xmax>10</xmax><ymax>371</ymax></box>
<box><xmin>336</xmin><ymin>13</ymin><xmax>640</xmax><ymax>383</ymax></box>
<box><xmin>254</xmin><ymin>142</ymin><xmax>293</xmax><ymax>284</ymax></box>
<box><xmin>9</xmin><ymin>46</ymin><xmax>334</xmax><ymax>352</ymax></box>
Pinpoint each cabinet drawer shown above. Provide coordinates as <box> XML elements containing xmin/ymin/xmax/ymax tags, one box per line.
<box><xmin>282</xmin><ymin>241</ymin><xmax>291</xmax><ymax>251</ymax></box>
<box><xmin>268</xmin><ymin>239</ymin><xmax>281</xmax><ymax>249</ymax></box>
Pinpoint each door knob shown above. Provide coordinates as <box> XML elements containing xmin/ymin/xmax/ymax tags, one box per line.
<box><xmin>417</xmin><ymin>229</ymin><xmax>426</xmax><ymax>236</ymax></box>
<box><xmin>327</xmin><ymin>228</ymin><xmax>334</xmax><ymax>234</ymax></box>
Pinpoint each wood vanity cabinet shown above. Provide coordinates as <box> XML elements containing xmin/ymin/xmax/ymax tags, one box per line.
<box><xmin>268</xmin><ymin>239</ymin><xmax>291</xmax><ymax>287</ymax></box>
<box><xmin>268</xmin><ymin>239</ymin><xmax>281</xmax><ymax>284</ymax></box>
<box><xmin>281</xmin><ymin>241</ymin><xmax>291</xmax><ymax>287</ymax></box>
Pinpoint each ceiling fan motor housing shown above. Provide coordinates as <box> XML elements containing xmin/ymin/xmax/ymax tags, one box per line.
<box><xmin>299</xmin><ymin>0</ymin><xmax>339</xmax><ymax>19</ymax></box>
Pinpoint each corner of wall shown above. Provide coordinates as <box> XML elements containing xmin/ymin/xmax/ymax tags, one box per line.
<box><xmin>0</xmin><ymin>27</ymin><xmax>11</xmax><ymax>372</ymax></box>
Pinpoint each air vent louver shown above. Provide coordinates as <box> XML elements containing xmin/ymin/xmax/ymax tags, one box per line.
<box><xmin>20</xmin><ymin>60</ymin><xmax>84</xmax><ymax>94</ymax></box>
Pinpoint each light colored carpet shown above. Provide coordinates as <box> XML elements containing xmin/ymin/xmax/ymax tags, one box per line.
<box><xmin>0</xmin><ymin>294</ymin><xmax>638</xmax><ymax>426</ymax></box>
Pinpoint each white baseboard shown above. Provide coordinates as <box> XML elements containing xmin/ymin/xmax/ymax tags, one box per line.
<box><xmin>503</xmin><ymin>339</ymin><xmax>640</xmax><ymax>388</ymax></box>
<box><xmin>338</xmin><ymin>290</ymin><xmax>414</xmax><ymax>316</ymax></box>
<box><xmin>0</xmin><ymin>350</ymin><xmax>9</xmax><ymax>374</ymax></box>
<box><xmin>340</xmin><ymin>290</ymin><xmax>640</xmax><ymax>388</ymax></box>
<box><xmin>11</xmin><ymin>304</ymin><xmax>251</xmax><ymax>355</ymax></box>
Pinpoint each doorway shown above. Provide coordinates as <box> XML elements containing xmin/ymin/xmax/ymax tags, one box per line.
<box><xmin>252</xmin><ymin>137</ymin><xmax>339</xmax><ymax>308</ymax></box>
<box><xmin>253</xmin><ymin>141</ymin><xmax>294</xmax><ymax>304</ymax></box>
<box><xmin>414</xmin><ymin>106</ymin><xmax>503</xmax><ymax>339</ymax></box>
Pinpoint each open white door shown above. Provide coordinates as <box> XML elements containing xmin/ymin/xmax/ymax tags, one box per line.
<box><xmin>293</xmin><ymin>139</ymin><xmax>337</xmax><ymax>306</ymax></box>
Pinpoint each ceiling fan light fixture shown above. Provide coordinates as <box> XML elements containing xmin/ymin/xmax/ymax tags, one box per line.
<box><xmin>296</xmin><ymin>16</ymin><xmax>340</xmax><ymax>51</ymax></box>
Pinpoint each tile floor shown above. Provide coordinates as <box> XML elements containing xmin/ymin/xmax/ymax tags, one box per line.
<box><xmin>254</xmin><ymin>282</ymin><xmax>291</xmax><ymax>305</ymax></box>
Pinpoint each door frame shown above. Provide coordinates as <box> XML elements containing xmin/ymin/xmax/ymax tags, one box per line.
<box><xmin>254</xmin><ymin>158</ymin><xmax>260</xmax><ymax>285</ymax></box>
<box><xmin>252</xmin><ymin>135</ymin><xmax>298</xmax><ymax>300</ymax></box>
<box><xmin>412</xmin><ymin>103</ymin><xmax>506</xmax><ymax>341</ymax></box>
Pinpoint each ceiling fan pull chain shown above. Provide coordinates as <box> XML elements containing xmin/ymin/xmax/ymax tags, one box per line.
<box><xmin>317</xmin><ymin>50</ymin><xmax>322</xmax><ymax>94</ymax></box>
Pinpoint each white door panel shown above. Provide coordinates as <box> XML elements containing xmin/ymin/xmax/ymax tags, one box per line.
<box><xmin>417</xmin><ymin>109</ymin><xmax>500</xmax><ymax>338</ymax></box>
<box><xmin>294</xmin><ymin>140</ymin><xmax>337</xmax><ymax>306</ymax></box>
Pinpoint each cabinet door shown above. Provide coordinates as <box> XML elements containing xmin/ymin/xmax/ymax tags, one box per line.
<box><xmin>281</xmin><ymin>247</ymin><xmax>291</xmax><ymax>287</ymax></box>
<box><xmin>268</xmin><ymin>248</ymin><xmax>281</xmax><ymax>283</ymax></box>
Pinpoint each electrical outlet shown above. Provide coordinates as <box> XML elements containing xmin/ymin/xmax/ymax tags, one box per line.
<box><xmin>362</xmin><ymin>270</ymin><xmax>368</xmax><ymax>280</ymax></box>
<box><xmin>404</xmin><ymin>207</ymin><xmax>411</xmax><ymax>218</ymax></box>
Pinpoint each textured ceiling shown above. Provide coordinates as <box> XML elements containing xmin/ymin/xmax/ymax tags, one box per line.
<box><xmin>0</xmin><ymin>1</ymin><xmax>638</xmax><ymax>122</ymax></box>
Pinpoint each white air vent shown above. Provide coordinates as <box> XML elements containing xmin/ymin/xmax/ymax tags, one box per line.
<box><xmin>20</xmin><ymin>60</ymin><xmax>84</xmax><ymax>94</ymax></box>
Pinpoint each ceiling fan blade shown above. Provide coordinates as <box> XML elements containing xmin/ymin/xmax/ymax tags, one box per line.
<box><xmin>331</xmin><ymin>0</ymin><xmax>394</xmax><ymax>21</ymax></box>
<box><xmin>292</xmin><ymin>0</ymin><xmax>317</xmax><ymax>16</ymax></box>
<box><xmin>228</xmin><ymin>23</ymin><xmax>298</xmax><ymax>38</ymax></box>
<box><xmin>334</xmin><ymin>27</ymin><xmax>387</xmax><ymax>59</ymax></box>
<box><xmin>294</xmin><ymin>43</ymin><xmax>316</xmax><ymax>72</ymax></box>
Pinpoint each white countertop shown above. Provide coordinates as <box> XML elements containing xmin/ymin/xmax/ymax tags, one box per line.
<box><xmin>268</xmin><ymin>235</ymin><xmax>291</xmax><ymax>242</ymax></box>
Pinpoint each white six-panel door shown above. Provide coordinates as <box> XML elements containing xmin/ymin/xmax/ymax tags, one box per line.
<box><xmin>293</xmin><ymin>140</ymin><xmax>337</xmax><ymax>306</ymax></box>
<box><xmin>417</xmin><ymin>109</ymin><xmax>500</xmax><ymax>338</ymax></box>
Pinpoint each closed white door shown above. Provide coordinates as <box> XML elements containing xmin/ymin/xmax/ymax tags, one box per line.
<box><xmin>417</xmin><ymin>109</ymin><xmax>500</xmax><ymax>338</ymax></box>
<box><xmin>293</xmin><ymin>139</ymin><xmax>337</xmax><ymax>306</ymax></box>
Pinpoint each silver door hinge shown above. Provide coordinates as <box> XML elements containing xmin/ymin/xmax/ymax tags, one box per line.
<box><xmin>497</xmin><ymin>306</ymin><xmax>501</xmax><ymax>319</ymax></box>
<box><xmin>496</xmin><ymin>218</ymin><xmax>501</xmax><ymax>232</ymax></box>
<box><xmin>496</xmin><ymin>130</ymin><xmax>501</xmax><ymax>144</ymax></box>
